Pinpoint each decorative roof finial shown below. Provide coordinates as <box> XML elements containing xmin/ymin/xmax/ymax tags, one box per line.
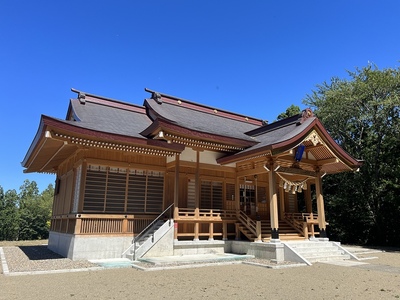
<box><xmin>78</xmin><ymin>92</ymin><xmax>86</xmax><ymax>104</ymax></box>
<box><xmin>152</xmin><ymin>92</ymin><xmax>162</xmax><ymax>104</ymax></box>
<box><xmin>297</xmin><ymin>108</ymin><xmax>314</xmax><ymax>124</ymax></box>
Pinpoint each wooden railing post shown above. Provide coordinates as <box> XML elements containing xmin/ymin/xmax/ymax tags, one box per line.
<box><xmin>309</xmin><ymin>213</ymin><xmax>315</xmax><ymax>238</ymax></box>
<box><xmin>122</xmin><ymin>216</ymin><xmax>128</xmax><ymax>233</ymax></box>
<box><xmin>303</xmin><ymin>222</ymin><xmax>308</xmax><ymax>239</ymax></box>
<box><xmin>74</xmin><ymin>215</ymin><xmax>82</xmax><ymax>234</ymax></box>
<box><xmin>194</xmin><ymin>208</ymin><xmax>199</xmax><ymax>241</ymax></box>
<box><xmin>209</xmin><ymin>222</ymin><xmax>214</xmax><ymax>241</ymax></box>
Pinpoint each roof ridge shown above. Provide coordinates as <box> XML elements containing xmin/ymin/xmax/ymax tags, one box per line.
<box><xmin>246</xmin><ymin>112</ymin><xmax>315</xmax><ymax>137</ymax></box>
<box><xmin>71</xmin><ymin>88</ymin><xmax>146</xmax><ymax>114</ymax></box>
<box><xmin>145</xmin><ymin>88</ymin><xmax>264</xmax><ymax>126</ymax></box>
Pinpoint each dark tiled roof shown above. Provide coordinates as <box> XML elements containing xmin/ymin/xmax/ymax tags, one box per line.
<box><xmin>245</xmin><ymin>116</ymin><xmax>316</xmax><ymax>152</ymax></box>
<box><xmin>144</xmin><ymin>98</ymin><xmax>260</xmax><ymax>142</ymax></box>
<box><xmin>69</xmin><ymin>98</ymin><xmax>152</xmax><ymax>139</ymax></box>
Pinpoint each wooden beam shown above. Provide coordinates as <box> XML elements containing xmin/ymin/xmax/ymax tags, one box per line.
<box><xmin>167</xmin><ymin>160</ymin><xmax>235</xmax><ymax>173</ymax></box>
<box><xmin>236</xmin><ymin>165</ymin><xmax>268</xmax><ymax>177</ymax></box>
<box><xmin>277</xmin><ymin>155</ymin><xmax>339</xmax><ymax>167</ymax></box>
<box><xmin>276</xmin><ymin>166</ymin><xmax>316</xmax><ymax>177</ymax></box>
<box><xmin>317</xmin><ymin>158</ymin><xmax>339</xmax><ymax>165</ymax></box>
<box><xmin>40</xmin><ymin>141</ymin><xmax>67</xmax><ymax>171</ymax></box>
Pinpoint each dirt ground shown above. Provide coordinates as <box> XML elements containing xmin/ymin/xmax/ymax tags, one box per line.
<box><xmin>1</xmin><ymin>241</ymin><xmax>399</xmax><ymax>300</ymax></box>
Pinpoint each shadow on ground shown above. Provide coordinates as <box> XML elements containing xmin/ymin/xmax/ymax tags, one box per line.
<box><xmin>18</xmin><ymin>246</ymin><xmax>63</xmax><ymax>260</ymax></box>
<box><xmin>360</xmin><ymin>245</ymin><xmax>400</xmax><ymax>253</ymax></box>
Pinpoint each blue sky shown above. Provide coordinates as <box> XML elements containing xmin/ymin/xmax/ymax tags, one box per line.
<box><xmin>1</xmin><ymin>1</ymin><xmax>399</xmax><ymax>193</ymax></box>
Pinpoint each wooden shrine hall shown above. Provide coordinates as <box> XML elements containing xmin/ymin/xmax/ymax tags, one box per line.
<box><xmin>22</xmin><ymin>88</ymin><xmax>361</xmax><ymax>260</ymax></box>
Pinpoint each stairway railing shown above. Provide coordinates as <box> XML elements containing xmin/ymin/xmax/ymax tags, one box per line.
<box><xmin>237</xmin><ymin>210</ymin><xmax>261</xmax><ymax>241</ymax></box>
<box><xmin>121</xmin><ymin>203</ymin><xmax>174</xmax><ymax>260</ymax></box>
<box><xmin>284</xmin><ymin>212</ymin><xmax>319</xmax><ymax>237</ymax></box>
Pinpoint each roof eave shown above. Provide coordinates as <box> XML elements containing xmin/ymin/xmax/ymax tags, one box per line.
<box><xmin>21</xmin><ymin>115</ymin><xmax>47</xmax><ymax>168</ymax></box>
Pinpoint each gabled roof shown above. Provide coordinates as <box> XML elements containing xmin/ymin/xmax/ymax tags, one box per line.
<box><xmin>217</xmin><ymin>109</ymin><xmax>362</xmax><ymax>174</ymax></box>
<box><xmin>141</xmin><ymin>89</ymin><xmax>262</xmax><ymax>146</ymax></box>
<box><xmin>67</xmin><ymin>89</ymin><xmax>151</xmax><ymax>138</ymax></box>
<box><xmin>22</xmin><ymin>88</ymin><xmax>362</xmax><ymax>175</ymax></box>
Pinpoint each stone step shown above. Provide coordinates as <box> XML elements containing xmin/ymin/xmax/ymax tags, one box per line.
<box><xmin>305</xmin><ymin>254</ymin><xmax>351</xmax><ymax>263</ymax></box>
<box><xmin>289</xmin><ymin>242</ymin><xmax>335</xmax><ymax>248</ymax></box>
<box><xmin>300</xmin><ymin>249</ymin><xmax>344</xmax><ymax>257</ymax></box>
<box><xmin>293</xmin><ymin>246</ymin><xmax>341</xmax><ymax>254</ymax></box>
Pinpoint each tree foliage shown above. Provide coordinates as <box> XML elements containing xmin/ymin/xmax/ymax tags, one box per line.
<box><xmin>303</xmin><ymin>64</ymin><xmax>400</xmax><ymax>246</ymax></box>
<box><xmin>0</xmin><ymin>180</ymin><xmax>54</xmax><ymax>241</ymax></box>
<box><xmin>0</xmin><ymin>187</ymin><xmax>19</xmax><ymax>240</ymax></box>
<box><xmin>277</xmin><ymin>104</ymin><xmax>301</xmax><ymax>120</ymax></box>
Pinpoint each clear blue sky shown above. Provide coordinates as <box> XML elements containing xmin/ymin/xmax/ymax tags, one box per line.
<box><xmin>1</xmin><ymin>1</ymin><xmax>399</xmax><ymax>193</ymax></box>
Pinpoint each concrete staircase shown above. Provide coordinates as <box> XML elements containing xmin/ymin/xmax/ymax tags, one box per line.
<box><xmin>123</xmin><ymin>219</ymin><xmax>173</xmax><ymax>261</ymax></box>
<box><xmin>285</xmin><ymin>241</ymin><xmax>352</xmax><ymax>263</ymax></box>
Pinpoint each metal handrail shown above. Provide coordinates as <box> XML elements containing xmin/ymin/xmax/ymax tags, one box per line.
<box><xmin>132</xmin><ymin>203</ymin><xmax>174</xmax><ymax>260</ymax></box>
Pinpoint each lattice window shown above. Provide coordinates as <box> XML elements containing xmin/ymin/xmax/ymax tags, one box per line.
<box><xmin>257</xmin><ymin>186</ymin><xmax>267</xmax><ymax>203</ymax></box>
<box><xmin>200</xmin><ymin>180</ymin><xmax>223</xmax><ymax>209</ymax></box>
<box><xmin>105</xmin><ymin>169</ymin><xmax>127</xmax><ymax>212</ymax></box>
<box><xmin>83</xmin><ymin>165</ymin><xmax>164</xmax><ymax>214</ymax></box>
<box><xmin>146</xmin><ymin>175</ymin><xmax>164</xmax><ymax>213</ymax></box>
<box><xmin>83</xmin><ymin>166</ymin><xmax>107</xmax><ymax>211</ymax></box>
<box><xmin>127</xmin><ymin>170</ymin><xmax>146</xmax><ymax>213</ymax></box>
<box><xmin>187</xmin><ymin>179</ymin><xmax>196</xmax><ymax>208</ymax></box>
<box><xmin>225</xmin><ymin>183</ymin><xmax>235</xmax><ymax>202</ymax></box>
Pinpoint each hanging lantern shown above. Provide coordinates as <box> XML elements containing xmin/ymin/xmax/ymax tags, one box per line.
<box><xmin>279</xmin><ymin>179</ymin><xmax>284</xmax><ymax>187</ymax></box>
<box><xmin>283</xmin><ymin>182</ymin><xmax>288</xmax><ymax>190</ymax></box>
<box><xmin>297</xmin><ymin>185</ymin><xmax>302</xmax><ymax>193</ymax></box>
<box><xmin>302</xmin><ymin>182</ymin><xmax>307</xmax><ymax>190</ymax></box>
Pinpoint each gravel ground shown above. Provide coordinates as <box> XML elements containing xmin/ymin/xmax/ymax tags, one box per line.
<box><xmin>1</xmin><ymin>241</ymin><xmax>400</xmax><ymax>300</ymax></box>
<box><xmin>1</xmin><ymin>245</ymin><xmax>96</xmax><ymax>273</ymax></box>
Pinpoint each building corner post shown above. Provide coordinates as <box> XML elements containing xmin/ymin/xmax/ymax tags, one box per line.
<box><xmin>268</xmin><ymin>160</ymin><xmax>280</xmax><ymax>241</ymax></box>
<box><xmin>315</xmin><ymin>168</ymin><xmax>327</xmax><ymax>238</ymax></box>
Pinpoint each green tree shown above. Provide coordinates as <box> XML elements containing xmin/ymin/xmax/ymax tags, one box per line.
<box><xmin>18</xmin><ymin>180</ymin><xmax>54</xmax><ymax>240</ymax></box>
<box><xmin>0</xmin><ymin>186</ymin><xmax>19</xmax><ymax>240</ymax></box>
<box><xmin>277</xmin><ymin>104</ymin><xmax>301</xmax><ymax>120</ymax></box>
<box><xmin>303</xmin><ymin>64</ymin><xmax>400</xmax><ymax>246</ymax></box>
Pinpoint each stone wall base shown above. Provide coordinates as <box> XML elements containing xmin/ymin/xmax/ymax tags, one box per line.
<box><xmin>48</xmin><ymin>231</ymin><xmax>132</xmax><ymax>260</ymax></box>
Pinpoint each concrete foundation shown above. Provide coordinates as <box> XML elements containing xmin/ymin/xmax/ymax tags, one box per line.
<box><xmin>48</xmin><ymin>231</ymin><xmax>132</xmax><ymax>260</ymax></box>
<box><xmin>246</xmin><ymin>241</ymin><xmax>285</xmax><ymax>262</ymax></box>
<box><xmin>173</xmin><ymin>240</ymin><xmax>226</xmax><ymax>256</ymax></box>
<box><xmin>48</xmin><ymin>230</ymin><xmax>286</xmax><ymax>262</ymax></box>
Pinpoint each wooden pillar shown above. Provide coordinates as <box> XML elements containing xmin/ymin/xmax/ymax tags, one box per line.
<box><xmin>256</xmin><ymin>220</ymin><xmax>262</xmax><ymax>242</ymax></box>
<box><xmin>195</xmin><ymin>150</ymin><xmax>200</xmax><ymax>208</ymax></box>
<box><xmin>77</xmin><ymin>160</ymin><xmax>87</xmax><ymax>213</ymax></box>
<box><xmin>305</xmin><ymin>181</ymin><xmax>312</xmax><ymax>213</ymax></box>
<box><xmin>194</xmin><ymin>208</ymin><xmax>199</xmax><ymax>241</ymax></box>
<box><xmin>173</xmin><ymin>154</ymin><xmax>180</xmax><ymax>240</ymax></box>
<box><xmin>235</xmin><ymin>223</ymin><xmax>240</xmax><ymax>240</ymax></box>
<box><xmin>279</xmin><ymin>185</ymin><xmax>285</xmax><ymax>219</ymax></box>
<box><xmin>222</xmin><ymin>222</ymin><xmax>227</xmax><ymax>240</ymax></box>
<box><xmin>193</xmin><ymin>150</ymin><xmax>200</xmax><ymax>241</ymax></box>
<box><xmin>315</xmin><ymin>170</ymin><xmax>327</xmax><ymax>238</ymax></box>
<box><xmin>235</xmin><ymin>174</ymin><xmax>240</xmax><ymax>215</ymax></box>
<box><xmin>268</xmin><ymin>162</ymin><xmax>279</xmax><ymax>240</ymax></box>
<box><xmin>255</xmin><ymin>175</ymin><xmax>259</xmax><ymax>215</ymax></box>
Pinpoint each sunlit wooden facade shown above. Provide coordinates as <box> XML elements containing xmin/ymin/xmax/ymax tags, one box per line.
<box><xmin>22</xmin><ymin>88</ymin><xmax>361</xmax><ymax>259</ymax></box>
